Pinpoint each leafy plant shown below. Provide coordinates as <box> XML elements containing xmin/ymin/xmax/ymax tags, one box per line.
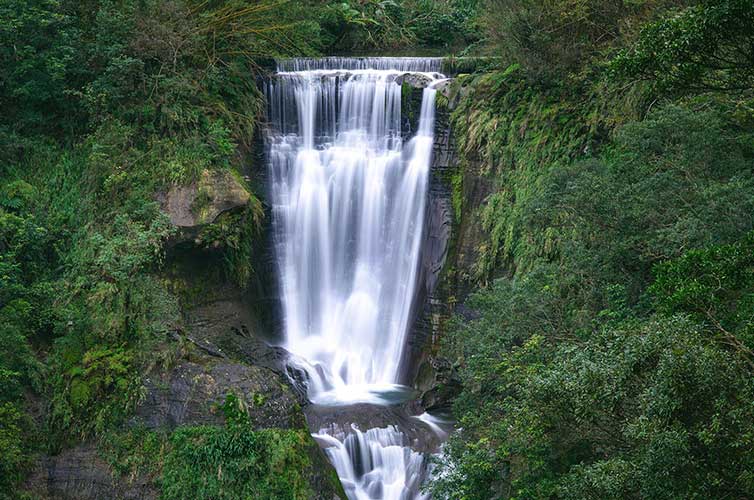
<box><xmin>612</xmin><ymin>0</ymin><xmax>754</xmax><ymax>94</ymax></box>
<box><xmin>160</xmin><ymin>395</ymin><xmax>315</xmax><ymax>500</ymax></box>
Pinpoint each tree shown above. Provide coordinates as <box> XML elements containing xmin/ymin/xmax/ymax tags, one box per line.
<box><xmin>651</xmin><ymin>232</ymin><xmax>754</xmax><ymax>367</ymax></box>
<box><xmin>612</xmin><ymin>0</ymin><xmax>754</xmax><ymax>94</ymax></box>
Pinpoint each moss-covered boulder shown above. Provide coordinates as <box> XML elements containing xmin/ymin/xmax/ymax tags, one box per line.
<box><xmin>158</xmin><ymin>169</ymin><xmax>250</xmax><ymax>230</ymax></box>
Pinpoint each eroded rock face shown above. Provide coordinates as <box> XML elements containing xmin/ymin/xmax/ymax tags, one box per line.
<box><xmin>416</xmin><ymin>355</ymin><xmax>462</xmax><ymax>411</ymax></box>
<box><xmin>158</xmin><ymin>169</ymin><xmax>250</xmax><ymax>229</ymax></box>
<box><xmin>26</xmin><ymin>248</ymin><xmax>346</xmax><ymax>500</ymax></box>
<box><xmin>25</xmin><ymin>444</ymin><xmax>158</xmax><ymax>500</ymax></box>
<box><xmin>408</xmin><ymin>75</ymin><xmax>487</xmax><ymax>413</ymax></box>
<box><xmin>134</xmin><ymin>356</ymin><xmax>304</xmax><ymax>430</ymax></box>
<box><xmin>26</xmin><ymin>341</ymin><xmax>342</xmax><ymax>500</ymax></box>
<box><xmin>399</xmin><ymin>76</ymin><xmax>459</xmax><ymax>402</ymax></box>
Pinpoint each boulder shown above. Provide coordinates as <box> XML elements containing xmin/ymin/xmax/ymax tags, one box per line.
<box><xmin>396</xmin><ymin>72</ymin><xmax>435</xmax><ymax>88</ymax></box>
<box><xmin>158</xmin><ymin>169</ymin><xmax>249</xmax><ymax>229</ymax></box>
<box><xmin>416</xmin><ymin>355</ymin><xmax>462</xmax><ymax>412</ymax></box>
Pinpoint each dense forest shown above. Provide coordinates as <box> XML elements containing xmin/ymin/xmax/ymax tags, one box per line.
<box><xmin>1</xmin><ymin>0</ymin><xmax>753</xmax><ymax>499</ymax></box>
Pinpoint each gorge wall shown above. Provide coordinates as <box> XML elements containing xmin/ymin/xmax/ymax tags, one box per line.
<box><xmin>24</xmin><ymin>58</ymin><xmax>495</xmax><ymax>500</ymax></box>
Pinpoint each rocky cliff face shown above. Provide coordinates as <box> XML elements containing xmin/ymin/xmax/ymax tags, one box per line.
<box><xmin>404</xmin><ymin>75</ymin><xmax>493</xmax><ymax>410</ymax></box>
<box><xmin>26</xmin><ymin>166</ymin><xmax>345</xmax><ymax>500</ymax></box>
<box><xmin>396</xmin><ymin>82</ymin><xmax>455</xmax><ymax>402</ymax></box>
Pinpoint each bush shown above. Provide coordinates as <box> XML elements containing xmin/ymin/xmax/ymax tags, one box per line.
<box><xmin>528</xmin><ymin>104</ymin><xmax>754</xmax><ymax>307</ymax></box>
<box><xmin>651</xmin><ymin>232</ymin><xmax>754</xmax><ymax>366</ymax></box>
<box><xmin>612</xmin><ymin>0</ymin><xmax>754</xmax><ymax>95</ymax></box>
<box><xmin>432</xmin><ymin>306</ymin><xmax>754</xmax><ymax>498</ymax></box>
<box><xmin>477</xmin><ymin>0</ymin><xmax>688</xmax><ymax>73</ymax></box>
<box><xmin>101</xmin><ymin>396</ymin><xmax>317</xmax><ymax>500</ymax></box>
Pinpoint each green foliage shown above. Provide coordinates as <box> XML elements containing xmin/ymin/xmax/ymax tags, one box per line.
<box><xmin>449</xmin><ymin>67</ymin><xmax>603</xmax><ymax>281</ymax></box>
<box><xmin>528</xmin><ymin>104</ymin><xmax>754</xmax><ymax>307</ymax></box>
<box><xmin>477</xmin><ymin>0</ymin><xmax>686</xmax><ymax>73</ymax></box>
<box><xmin>433</xmin><ymin>299</ymin><xmax>754</xmax><ymax>498</ymax></box>
<box><xmin>196</xmin><ymin>202</ymin><xmax>262</xmax><ymax>288</ymax></box>
<box><xmin>319</xmin><ymin>0</ymin><xmax>478</xmax><ymax>51</ymax></box>
<box><xmin>0</xmin><ymin>0</ymin><xmax>82</xmax><ymax>134</ymax></box>
<box><xmin>651</xmin><ymin>232</ymin><xmax>754</xmax><ymax>365</ymax></box>
<box><xmin>437</xmin><ymin>3</ymin><xmax>754</xmax><ymax>497</ymax></box>
<box><xmin>100</xmin><ymin>425</ymin><xmax>168</xmax><ymax>485</ymax></box>
<box><xmin>454</xmin><ymin>71</ymin><xmax>754</xmax><ymax>286</ymax></box>
<box><xmin>101</xmin><ymin>396</ymin><xmax>319</xmax><ymax>499</ymax></box>
<box><xmin>162</xmin><ymin>427</ymin><xmax>314</xmax><ymax>499</ymax></box>
<box><xmin>0</xmin><ymin>0</ymin><xmax>317</xmax><ymax>470</ymax></box>
<box><xmin>0</xmin><ymin>176</ymin><xmax>57</xmax><ymax>493</ymax></box>
<box><xmin>50</xmin><ymin>345</ymin><xmax>144</xmax><ymax>440</ymax></box>
<box><xmin>612</xmin><ymin>0</ymin><xmax>754</xmax><ymax>94</ymax></box>
<box><xmin>0</xmin><ymin>401</ymin><xmax>34</xmax><ymax>498</ymax></box>
<box><xmin>0</xmin><ymin>0</ymin><xmax>482</xmax><ymax>494</ymax></box>
<box><xmin>0</xmin><ymin>0</ymin><xmax>327</xmax><ymax>139</ymax></box>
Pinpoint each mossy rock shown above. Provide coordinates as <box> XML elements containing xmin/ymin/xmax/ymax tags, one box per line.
<box><xmin>158</xmin><ymin>169</ymin><xmax>250</xmax><ymax>229</ymax></box>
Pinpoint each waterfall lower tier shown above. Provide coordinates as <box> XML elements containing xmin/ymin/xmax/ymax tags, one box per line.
<box><xmin>314</xmin><ymin>426</ymin><xmax>429</xmax><ymax>500</ymax></box>
<box><xmin>265</xmin><ymin>57</ymin><xmax>446</xmax><ymax>499</ymax></box>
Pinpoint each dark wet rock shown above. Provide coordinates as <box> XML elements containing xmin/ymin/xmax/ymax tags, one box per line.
<box><xmin>445</xmin><ymin>155</ymin><xmax>494</xmax><ymax>299</ymax></box>
<box><xmin>456</xmin><ymin>302</ymin><xmax>482</xmax><ymax>322</ymax></box>
<box><xmin>416</xmin><ymin>356</ymin><xmax>462</xmax><ymax>411</ymax></box>
<box><xmin>134</xmin><ymin>354</ymin><xmax>305</xmax><ymax>430</ymax></box>
<box><xmin>24</xmin><ymin>444</ymin><xmax>158</xmax><ymax>500</ymax></box>
<box><xmin>400</xmin><ymin>82</ymin><xmax>455</xmax><ymax>394</ymax></box>
<box><xmin>423</xmin><ymin>188</ymin><xmax>452</xmax><ymax>296</ymax></box>
<box><xmin>434</xmin><ymin>78</ymin><xmax>452</xmax><ymax>97</ymax></box>
<box><xmin>306</xmin><ymin>403</ymin><xmax>444</xmax><ymax>454</ymax></box>
<box><xmin>439</xmin><ymin>77</ymin><xmax>470</xmax><ymax>109</ymax></box>
<box><xmin>182</xmin><ymin>293</ymin><xmax>310</xmax><ymax>402</ymax></box>
<box><xmin>301</xmin><ymin>439</ymin><xmax>349</xmax><ymax>500</ymax></box>
<box><xmin>24</xmin><ymin>348</ymin><xmax>340</xmax><ymax>499</ymax></box>
<box><xmin>184</xmin><ymin>296</ymin><xmax>286</xmax><ymax>371</ymax></box>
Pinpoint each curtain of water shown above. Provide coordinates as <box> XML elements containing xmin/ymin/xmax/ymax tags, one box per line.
<box><xmin>266</xmin><ymin>62</ymin><xmax>439</xmax><ymax>403</ymax></box>
<box><xmin>265</xmin><ymin>58</ymin><xmax>443</xmax><ymax>499</ymax></box>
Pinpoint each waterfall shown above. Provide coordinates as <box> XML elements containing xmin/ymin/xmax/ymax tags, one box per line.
<box><xmin>313</xmin><ymin>425</ymin><xmax>429</xmax><ymax>500</ymax></box>
<box><xmin>265</xmin><ymin>57</ymin><xmax>444</xmax><ymax>499</ymax></box>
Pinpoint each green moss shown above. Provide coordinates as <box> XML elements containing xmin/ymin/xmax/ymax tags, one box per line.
<box><xmin>450</xmin><ymin>171</ymin><xmax>464</xmax><ymax>222</ymax></box>
<box><xmin>402</xmin><ymin>82</ymin><xmax>417</xmax><ymax>125</ymax></box>
<box><xmin>196</xmin><ymin>207</ymin><xmax>258</xmax><ymax>288</ymax></box>
<box><xmin>100</xmin><ymin>426</ymin><xmax>168</xmax><ymax>485</ymax></box>
<box><xmin>442</xmin><ymin>57</ymin><xmax>500</xmax><ymax>75</ymax></box>
<box><xmin>435</xmin><ymin>92</ymin><xmax>450</xmax><ymax>114</ymax></box>
<box><xmin>161</xmin><ymin>426</ymin><xmax>315</xmax><ymax>500</ymax></box>
<box><xmin>252</xmin><ymin>392</ymin><xmax>266</xmax><ymax>406</ymax></box>
<box><xmin>450</xmin><ymin>68</ymin><xmax>604</xmax><ymax>282</ymax></box>
<box><xmin>191</xmin><ymin>186</ymin><xmax>213</xmax><ymax>223</ymax></box>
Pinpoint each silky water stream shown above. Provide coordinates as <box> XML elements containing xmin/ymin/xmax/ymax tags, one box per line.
<box><xmin>264</xmin><ymin>57</ymin><xmax>448</xmax><ymax>499</ymax></box>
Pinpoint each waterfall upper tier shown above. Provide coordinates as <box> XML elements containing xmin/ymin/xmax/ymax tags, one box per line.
<box><xmin>265</xmin><ymin>59</ymin><xmax>443</xmax><ymax>403</ymax></box>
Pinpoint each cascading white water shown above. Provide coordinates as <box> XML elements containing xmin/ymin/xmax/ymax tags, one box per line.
<box><xmin>276</xmin><ymin>56</ymin><xmax>443</xmax><ymax>73</ymax></box>
<box><xmin>265</xmin><ymin>57</ymin><xmax>444</xmax><ymax>499</ymax></box>
<box><xmin>313</xmin><ymin>426</ymin><xmax>429</xmax><ymax>500</ymax></box>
